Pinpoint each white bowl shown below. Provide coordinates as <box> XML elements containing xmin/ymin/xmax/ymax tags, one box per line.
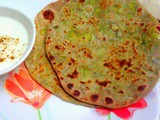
<box><xmin>0</xmin><ymin>6</ymin><xmax>35</xmax><ymax>76</ymax></box>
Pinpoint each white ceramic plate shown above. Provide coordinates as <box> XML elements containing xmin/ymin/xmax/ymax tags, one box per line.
<box><xmin>0</xmin><ymin>0</ymin><xmax>160</xmax><ymax>120</ymax></box>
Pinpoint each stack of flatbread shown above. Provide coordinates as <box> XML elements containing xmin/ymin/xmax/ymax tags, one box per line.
<box><xmin>25</xmin><ymin>0</ymin><xmax>160</xmax><ymax>109</ymax></box>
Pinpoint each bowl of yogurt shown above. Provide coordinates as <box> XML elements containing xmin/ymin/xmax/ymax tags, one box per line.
<box><xmin>0</xmin><ymin>6</ymin><xmax>35</xmax><ymax>76</ymax></box>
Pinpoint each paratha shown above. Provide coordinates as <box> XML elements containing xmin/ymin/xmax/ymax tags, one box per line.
<box><xmin>46</xmin><ymin>0</ymin><xmax>160</xmax><ymax>108</ymax></box>
<box><xmin>25</xmin><ymin>0</ymin><xmax>95</xmax><ymax>107</ymax></box>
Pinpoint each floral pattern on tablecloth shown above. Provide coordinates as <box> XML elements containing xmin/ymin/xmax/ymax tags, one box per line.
<box><xmin>96</xmin><ymin>99</ymin><xmax>147</xmax><ymax>119</ymax></box>
<box><xmin>4</xmin><ymin>63</ymin><xmax>51</xmax><ymax>109</ymax></box>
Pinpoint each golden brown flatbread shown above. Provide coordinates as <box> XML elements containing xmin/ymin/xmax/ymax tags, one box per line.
<box><xmin>25</xmin><ymin>0</ymin><xmax>95</xmax><ymax>107</ymax></box>
<box><xmin>46</xmin><ymin>0</ymin><xmax>160</xmax><ymax>108</ymax></box>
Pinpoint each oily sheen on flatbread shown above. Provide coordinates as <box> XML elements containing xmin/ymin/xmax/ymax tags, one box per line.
<box><xmin>25</xmin><ymin>0</ymin><xmax>95</xmax><ymax>107</ymax></box>
<box><xmin>46</xmin><ymin>0</ymin><xmax>160</xmax><ymax>108</ymax></box>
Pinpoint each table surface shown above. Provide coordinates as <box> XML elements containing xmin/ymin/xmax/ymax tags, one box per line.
<box><xmin>0</xmin><ymin>0</ymin><xmax>160</xmax><ymax>120</ymax></box>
